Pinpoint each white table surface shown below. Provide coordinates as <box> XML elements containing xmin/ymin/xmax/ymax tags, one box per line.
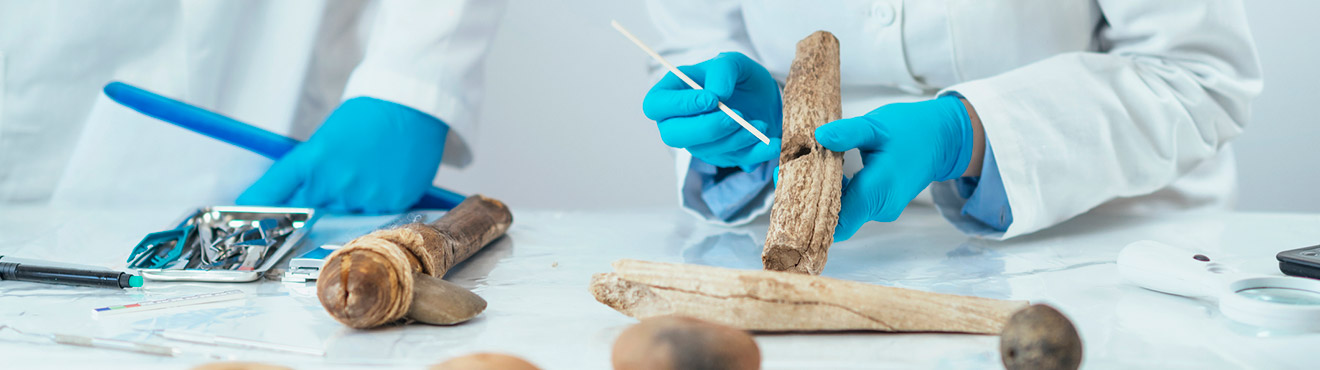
<box><xmin>1</xmin><ymin>204</ymin><xmax>1317</xmax><ymax>369</ymax></box>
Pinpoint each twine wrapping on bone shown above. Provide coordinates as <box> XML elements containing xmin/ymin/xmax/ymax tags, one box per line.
<box><xmin>317</xmin><ymin>195</ymin><xmax>512</xmax><ymax>329</ymax></box>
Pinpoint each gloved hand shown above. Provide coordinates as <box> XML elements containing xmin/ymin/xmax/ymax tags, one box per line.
<box><xmin>816</xmin><ymin>95</ymin><xmax>974</xmax><ymax>241</ymax></box>
<box><xmin>642</xmin><ymin>52</ymin><xmax>782</xmax><ymax>169</ymax></box>
<box><xmin>237</xmin><ymin>97</ymin><xmax>448</xmax><ymax>214</ymax></box>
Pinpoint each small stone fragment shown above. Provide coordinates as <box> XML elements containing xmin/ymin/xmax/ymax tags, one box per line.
<box><xmin>612</xmin><ymin>315</ymin><xmax>760</xmax><ymax>370</ymax></box>
<box><xmin>999</xmin><ymin>304</ymin><xmax>1083</xmax><ymax>370</ymax></box>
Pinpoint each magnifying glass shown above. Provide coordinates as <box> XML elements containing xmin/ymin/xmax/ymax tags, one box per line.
<box><xmin>1118</xmin><ymin>240</ymin><xmax>1320</xmax><ymax>331</ymax></box>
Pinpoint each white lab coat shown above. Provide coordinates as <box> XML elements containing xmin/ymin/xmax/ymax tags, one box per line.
<box><xmin>0</xmin><ymin>0</ymin><xmax>504</xmax><ymax>207</ymax></box>
<box><xmin>649</xmin><ymin>0</ymin><xmax>1262</xmax><ymax>239</ymax></box>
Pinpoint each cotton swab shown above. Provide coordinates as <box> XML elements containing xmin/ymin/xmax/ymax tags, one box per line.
<box><xmin>610</xmin><ymin>20</ymin><xmax>772</xmax><ymax>145</ymax></box>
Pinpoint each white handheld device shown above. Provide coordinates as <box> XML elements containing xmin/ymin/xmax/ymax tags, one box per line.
<box><xmin>1118</xmin><ymin>240</ymin><xmax>1320</xmax><ymax>331</ymax></box>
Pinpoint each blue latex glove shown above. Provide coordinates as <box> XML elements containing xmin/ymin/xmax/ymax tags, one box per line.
<box><xmin>642</xmin><ymin>52</ymin><xmax>782</xmax><ymax>169</ymax></box>
<box><xmin>816</xmin><ymin>95</ymin><xmax>974</xmax><ymax>241</ymax></box>
<box><xmin>237</xmin><ymin>97</ymin><xmax>448</xmax><ymax>214</ymax></box>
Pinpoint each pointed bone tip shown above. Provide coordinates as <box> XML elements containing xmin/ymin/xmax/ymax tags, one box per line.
<box><xmin>588</xmin><ymin>272</ymin><xmax>620</xmax><ymax>299</ymax></box>
<box><xmin>807</xmin><ymin>30</ymin><xmax>839</xmax><ymax>43</ymax></box>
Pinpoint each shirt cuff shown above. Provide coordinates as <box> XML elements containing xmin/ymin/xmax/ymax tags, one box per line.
<box><xmin>691</xmin><ymin>158</ymin><xmax>775</xmax><ymax>221</ymax></box>
<box><xmin>955</xmin><ymin>141</ymin><xmax>1014</xmax><ymax>231</ymax></box>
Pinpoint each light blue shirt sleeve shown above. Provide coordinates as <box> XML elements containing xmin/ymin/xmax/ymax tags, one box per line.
<box><xmin>691</xmin><ymin>158</ymin><xmax>775</xmax><ymax>221</ymax></box>
<box><xmin>954</xmin><ymin>142</ymin><xmax>1013</xmax><ymax>231</ymax></box>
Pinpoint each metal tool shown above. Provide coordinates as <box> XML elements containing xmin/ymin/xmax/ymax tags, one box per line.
<box><xmin>128</xmin><ymin>227</ymin><xmax>192</xmax><ymax>269</ymax></box>
<box><xmin>151</xmin><ymin>225</ymin><xmax>194</xmax><ymax>269</ymax></box>
<box><xmin>196</xmin><ymin>225</ymin><xmax>216</xmax><ymax>266</ymax></box>
<box><xmin>0</xmin><ymin>325</ymin><xmax>179</xmax><ymax>357</ymax></box>
<box><xmin>131</xmin><ymin>206</ymin><xmax>317</xmax><ymax>282</ymax></box>
<box><xmin>150</xmin><ymin>329</ymin><xmax>324</xmax><ymax>357</ymax></box>
<box><xmin>235</xmin><ymin>238</ymin><xmax>274</xmax><ymax>271</ymax></box>
<box><xmin>282</xmin><ymin>244</ymin><xmax>340</xmax><ymax>283</ymax></box>
<box><xmin>147</xmin><ymin>217</ymin><xmax>288</xmax><ymax>271</ymax></box>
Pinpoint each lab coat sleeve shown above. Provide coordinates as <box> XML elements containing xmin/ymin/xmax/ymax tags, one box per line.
<box><xmin>937</xmin><ymin>140</ymin><xmax>1014</xmax><ymax>234</ymax></box>
<box><xmin>647</xmin><ymin>0</ymin><xmax>775</xmax><ymax>226</ymax></box>
<box><xmin>341</xmin><ymin>0</ymin><xmax>506</xmax><ymax>167</ymax></box>
<box><xmin>936</xmin><ymin>0</ymin><xmax>1262</xmax><ymax>239</ymax></box>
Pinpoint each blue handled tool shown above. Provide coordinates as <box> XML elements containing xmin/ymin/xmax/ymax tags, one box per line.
<box><xmin>128</xmin><ymin>226</ymin><xmax>194</xmax><ymax>269</ymax></box>
<box><xmin>102</xmin><ymin>81</ymin><xmax>465</xmax><ymax>210</ymax></box>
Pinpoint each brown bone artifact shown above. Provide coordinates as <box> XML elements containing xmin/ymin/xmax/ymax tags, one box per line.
<box><xmin>317</xmin><ymin>195</ymin><xmax>513</xmax><ymax>329</ymax></box>
<box><xmin>590</xmin><ymin>259</ymin><xmax>1027</xmax><ymax>334</ymax></box>
<box><xmin>763</xmin><ymin>31</ymin><xmax>845</xmax><ymax>275</ymax></box>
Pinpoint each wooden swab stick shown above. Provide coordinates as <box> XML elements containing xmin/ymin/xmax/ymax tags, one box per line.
<box><xmin>610</xmin><ymin>20</ymin><xmax>772</xmax><ymax>145</ymax></box>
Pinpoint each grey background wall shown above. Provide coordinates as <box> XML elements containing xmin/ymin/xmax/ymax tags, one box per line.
<box><xmin>1236</xmin><ymin>2</ymin><xmax>1320</xmax><ymax>212</ymax></box>
<box><xmin>439</xmin><ymin>0</ymin><xmax>674</xmax><ymax>210</ymax></box>
<box><xmin>440</xmin><ymin>0</ymin><xmax>1320</xmax><ymax>213</ymax></box>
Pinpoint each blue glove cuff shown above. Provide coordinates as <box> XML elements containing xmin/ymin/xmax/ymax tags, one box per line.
<box><xmin>935</xmin><ymin>95</ymin><xmax>973</xmax><ymax>182</ymax></box>
<box><xmin>343</xmin><ymin>96</ymin><xmax>450</xmax><ymax>133</ymax></box>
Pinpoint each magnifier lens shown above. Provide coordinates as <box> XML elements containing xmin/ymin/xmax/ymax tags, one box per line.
<box><xmin>1235</xmin><ymin>287</ymin><xmax>1320</xmax><ymax>306</ymax></box>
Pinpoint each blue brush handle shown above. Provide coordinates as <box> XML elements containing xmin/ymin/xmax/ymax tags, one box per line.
<box><xmin>103</xmin><ymin>81</ymin><xmax>465</xmax><ymax>210</ymax></box>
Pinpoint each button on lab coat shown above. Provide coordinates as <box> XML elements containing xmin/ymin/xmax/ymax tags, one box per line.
<box><xmin>0</xmin><ymin>0</ymin><xmax>503</xmax><ymax>206</ymax></box>
<box><xmin>649</xmin><ymin>0</ymin><xmax>1262</xmax><ymax>239</ymax></box>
